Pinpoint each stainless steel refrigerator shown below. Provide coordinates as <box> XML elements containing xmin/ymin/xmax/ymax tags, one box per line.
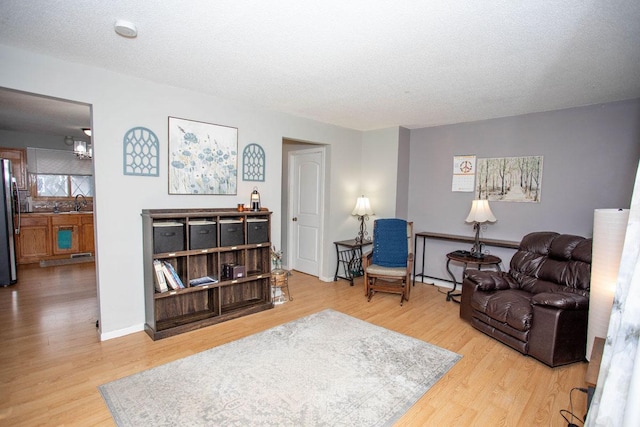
<box><xmin>0</xmin><ymin>158</ymin><xmax>19</xmax><ymax>286</ymax></box>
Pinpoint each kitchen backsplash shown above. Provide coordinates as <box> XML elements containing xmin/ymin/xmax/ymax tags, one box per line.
<box><xmin>17</xmin><ymin>189</ymin><xmax>93</xmax><ymax>213</ymax></box>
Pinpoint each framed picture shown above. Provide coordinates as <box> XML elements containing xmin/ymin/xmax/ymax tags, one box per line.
<box><xmin>168</xmin><ymin>117</ymin><xmax>238</xmax><ymax>195</ymax></box>
<box><xmin>476</xmin><ymin>155</ymin><xmax>543</xmax><ymax>202</ymax></box>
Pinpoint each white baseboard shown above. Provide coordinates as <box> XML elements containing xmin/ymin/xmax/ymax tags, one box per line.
<box><xmin>412</xmin><ymin>277</ymin><xmax>454</xmax><ymax>290</ymax></box>
<box><xmin>100</xmin><ymin>323</ymin><xmax>144</xmax><ymax>341</ymax></box>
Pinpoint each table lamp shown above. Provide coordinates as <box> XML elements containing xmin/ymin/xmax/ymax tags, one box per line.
<box><xmin>465</xmin><ymin>199</ymin><xmax>496</xmax><ymax>258</ymax></box>
<box><xmin>352</xmin><ymin>195</ymin><xmax>374</xmax><ymax>243</ymax></box>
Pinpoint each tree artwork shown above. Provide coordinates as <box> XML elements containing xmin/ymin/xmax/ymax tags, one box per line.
<box><xmin>475</xmin><ymin>156</ymin><xmax>543</xmax><ymax>202</ymax></box>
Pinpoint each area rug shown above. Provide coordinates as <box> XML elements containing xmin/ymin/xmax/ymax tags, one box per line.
<box><xmin>99</xmin><ymin>309</ymin><xmax>461</xmax><ymax>426</ymax></box>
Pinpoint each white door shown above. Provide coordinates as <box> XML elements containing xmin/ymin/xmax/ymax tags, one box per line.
<box><xmin>288</xmin><ymin>148</ymin><xmax>324</xmax><ymax>276</ymax></box>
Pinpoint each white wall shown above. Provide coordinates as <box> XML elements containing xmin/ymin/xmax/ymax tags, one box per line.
<box><xmin>361</xmin><ymin>127</ymin><xmax>401</xmax><ymax>220</ymax></box>
<box><xmin>0</xmin><ymin>44</ymin><xmax>365</xmax><ymax>339</ymax></box>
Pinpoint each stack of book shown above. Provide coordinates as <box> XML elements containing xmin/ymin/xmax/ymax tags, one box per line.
<box><xmin>152</xmin><ymin>259</ymin><xmax>185</xmax><ymax>292</ymax></box>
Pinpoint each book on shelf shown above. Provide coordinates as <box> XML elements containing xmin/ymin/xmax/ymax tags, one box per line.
<box><xmin>189</xmin><ymin>276</ymin><xmax>219</xmax><ymax>287</ymax></box>
<box><xmin>152</xmin><ymin>260</ymin><xmax>169</xmax><ymax>293</ymax></box>
<box><xmin>161</xmin><ymin>261</ymin><xmax>185</xmax><ymax>290</ymax></box>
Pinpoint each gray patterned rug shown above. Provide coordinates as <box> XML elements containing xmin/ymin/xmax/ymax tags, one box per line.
<box><xmin>99</xmin><ymin>309</ymin><xmax>461</xmax><ymax>426</ymax></box>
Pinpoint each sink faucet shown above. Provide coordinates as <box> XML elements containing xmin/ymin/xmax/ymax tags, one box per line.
<box><xmin>74</xmin><ymin>194</ymin><xmax>87</xmax><ymax>212</ymax></box>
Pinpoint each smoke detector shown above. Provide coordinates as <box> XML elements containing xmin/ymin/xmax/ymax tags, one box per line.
<box><xmin>114</xmin><ymin>20</ymin><xmax>138</xmax><ymax>38</ymax></box>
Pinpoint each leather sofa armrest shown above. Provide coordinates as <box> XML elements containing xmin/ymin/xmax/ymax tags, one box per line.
<box><xmin>465</xmin><ymin>270</ymin><xmax>512</xmax><ymax>291</ymax></box>
<box><xmin>531</xmin><ymin>292</ymin><xmax>589</xmax><ymax>310</ymax></box>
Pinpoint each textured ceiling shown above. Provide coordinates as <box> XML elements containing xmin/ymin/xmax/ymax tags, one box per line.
<box><xmin>0</xmin><ymin>1</ymin><xmax>639</xmax><ymax>132</ymax></box>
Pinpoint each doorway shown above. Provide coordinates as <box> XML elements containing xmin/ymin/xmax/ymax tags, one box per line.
<box><xmin>0</xmin><ymin>87</ymin><xmax>98</xmax><ymax>333</ymax></box>
<box><xmin>282</xmin><ymin>139</ymin><xmax>327</xmax><ymax>278</ymax></box>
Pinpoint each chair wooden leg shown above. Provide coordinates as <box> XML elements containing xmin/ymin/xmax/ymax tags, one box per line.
<box><xmin>364</xmin><ymin>273</ymin><xmax>369</xmax><ymax>296</ymax></box>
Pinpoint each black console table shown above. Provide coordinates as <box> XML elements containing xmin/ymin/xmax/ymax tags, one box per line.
<box><xmin>333</xmin><ymin>239</ymin><xmax>372</xmax><ymax>286</ymax></box>
<box><xmin>412</xmin><ymin>231</ymin><xmax>519</xmax><ymax>288</ymax></box>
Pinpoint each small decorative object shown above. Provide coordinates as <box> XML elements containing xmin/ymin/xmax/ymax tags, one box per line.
<box><xmin>168</xmin><ymin>117</ymin><xmax>237</xmax><ymax>195</ymax></box>
<box><xmin>123</xmin><ymin>127</ymin><xmax>159</xmax><ymax>176</ymax></box>
<box><xmin>251</xmin><ymin>186</ymin><xmax>261</xmax><ymax>211</ymax></box>
<box><xmin>465</xmin><ymin>199</ymin><xmax>497</xmax><ymax>258</ymax></box>
<box><xmin>242</xmin><ymin>143</ymin><xmax>265</xmax><ymax>182</ymax></box>
<box><xmin>237</xmin><ymin>203</ymin><xmax>244</xmax><ymax>212</ymax></box>
<box><xmin>352</xmin><ymin>195</ymin><xmax>374</xmax><ymax>243</ymax></box>
<box><xmin>270</xmin><ymin>246</ymin><xmax>283</xmax><ymax>270</ymax></box>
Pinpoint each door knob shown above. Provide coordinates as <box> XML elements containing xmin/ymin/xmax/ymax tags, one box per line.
<box><xmin>292</xmin><ymin>217</ymin><xmax>298</xmax><ymax>221</ymax></box>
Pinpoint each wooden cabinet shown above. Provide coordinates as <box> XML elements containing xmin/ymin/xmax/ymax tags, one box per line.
<box><xmin>80</xmin><ymin>215</ymin><xmax>94</xmax><ymax>253</ymax></box>
<box><xmin>142</xmin><ymin>208</ymin><xmax>273</xmax><ymax>340</ymax></box>
<box><xmin>15</xmin><ymin>213</ymin><xmax>94</xmax><ymax>264</ymax></box>
<box><xmin>16</xmin><ymin>215</ymin><xmax>51</xmax><ymax>263</ymax></box>
<box><xmin>51</xmin><ymin>215</ymin><xmax>81</xmax><ymax>255</ymax></box>
<box><xmin>0</xmin><ymin>147</ymin><xmax>27</xmax><ymax>190</ymax></box>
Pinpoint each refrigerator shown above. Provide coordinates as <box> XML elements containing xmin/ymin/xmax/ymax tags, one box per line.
<box><xmin>0</xmin><ymin>158</ymin><xmax>19</xmax><ymax>286</ymax></box>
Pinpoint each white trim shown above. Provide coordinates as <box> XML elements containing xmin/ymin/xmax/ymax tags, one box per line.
<box><xmin>100</xmin><ymin>323</ymin><xmax>144</xmax><ymax>341</ymax></box>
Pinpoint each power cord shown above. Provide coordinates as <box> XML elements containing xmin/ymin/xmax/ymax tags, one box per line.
<box><xmin>560</xmin><ymin>387</ymin><xmax>588</xmax><ymax>427</ymax></box>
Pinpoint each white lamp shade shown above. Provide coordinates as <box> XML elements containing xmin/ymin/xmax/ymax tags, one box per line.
<box><xmin>352</xmin><ymin>196</ymin><xmax>374</xmax><ymax>216</ymax></box>
<box><xmin>586</xmin><ymin>208</ymin><xmax>629</xmax><ymax>360</ymax></box>
<box><xmin>465</xmin><ymin>199</ymin><xmax>496</xmax><ymax>223</ymax></box>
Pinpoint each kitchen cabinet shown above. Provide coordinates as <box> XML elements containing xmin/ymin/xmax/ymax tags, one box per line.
<box><xmin>16</xmin><ymin>215</ymin><xmax>51</xmax><ymax>263</ymax></box>
<box><xmin>0</xmin><ymin>147</ymin><xmax>27</xmax><ymax>190</ymax></box>
<box><xmin>51</xmin><ymin>215</ymin><xmax>80</xmax><ymax>255</ymax></box>
<box><xmin>80</xmin><ymin>214</ymin><xmax>94</xmax><ymax>254</ymax></box>
<box><xmin>15</xmin><ymin>213</ymin><xmax>94</xmax><ymax>264</ymax></box>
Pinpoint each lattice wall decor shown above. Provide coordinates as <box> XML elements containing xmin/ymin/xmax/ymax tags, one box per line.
<box><xmin>123</xmin><ymin>127</ymin><xmax>160</xmax><ymax>176</ymax></box>
<box><xmin>242</xmin><ymin>143</ymin><xmax>265</xmax><ymax>182</ymax></box>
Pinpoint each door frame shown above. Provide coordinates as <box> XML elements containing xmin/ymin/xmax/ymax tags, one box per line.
<box><xmin>286</xmin><ymin>145</ymin><xmax>326</xmax><ymax>277</ymax></box>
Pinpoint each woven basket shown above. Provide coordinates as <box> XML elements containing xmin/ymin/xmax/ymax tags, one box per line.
<box><xmin>272</xmin><ymin>269</ymin><xmax>286</xmax><ymax>287</ymax></box>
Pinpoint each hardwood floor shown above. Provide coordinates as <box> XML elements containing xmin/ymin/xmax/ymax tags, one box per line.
<box><xmin>0</xmin><ymin>263</ymin><xmax>588</xmax><ymax>426</ymax></box>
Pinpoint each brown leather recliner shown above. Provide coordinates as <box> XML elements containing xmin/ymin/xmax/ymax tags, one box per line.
<box><xmin>460</xmin><ymin>231</ymin><xmax>592</xmax><ymax>367</ymax></box>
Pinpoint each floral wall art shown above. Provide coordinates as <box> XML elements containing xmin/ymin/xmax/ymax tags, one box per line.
<box><xmin>168</xmin><ymin>117</ymin><xmax>238</xmax><ymax>195</ymax></box>
<box><xmin>476</xmin><ymin>156</ymin><xmax>543</xmax><ymax>202</ymax></box>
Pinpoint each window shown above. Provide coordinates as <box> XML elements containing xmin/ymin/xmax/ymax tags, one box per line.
<box><xmin>36</xmin><ymin>174</ymin><xmax>93</xmax><ymax>197</ymax></box>
<box><xmin>27</xmin><ymin>147</ymin><xmax>94</xmax><ymax>199</ymax></box>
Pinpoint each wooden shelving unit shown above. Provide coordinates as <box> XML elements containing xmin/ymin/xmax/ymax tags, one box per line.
<box><xmin>142</xmin><ymin>208</ymin><xmax>273</xmax><ymax>340</ymax></box>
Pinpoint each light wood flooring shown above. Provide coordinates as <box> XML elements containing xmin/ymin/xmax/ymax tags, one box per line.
<box><xmin>0</xmin><ymin>263</ymin><xmax>589</xmax><ymax>426</ymax></box>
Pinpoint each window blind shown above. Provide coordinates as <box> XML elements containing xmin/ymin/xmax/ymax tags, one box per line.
<box><xmin>27</xmin><ymin>147</ymin><xmax>93</xmax><ymax>175</ymax></box>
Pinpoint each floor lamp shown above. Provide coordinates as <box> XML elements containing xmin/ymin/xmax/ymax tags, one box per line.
<box><xmin>586</xmin><ymin>208</ymin><xmax>629</xmax><ymax>360</ymax></box>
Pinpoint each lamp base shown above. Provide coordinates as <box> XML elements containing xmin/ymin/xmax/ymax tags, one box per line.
<box><xmin>354</xmin><ymin>215</ymin><xmax>370</xmax><ymax>243</ymax></box>
<box><xmin>471</xmin><ymin>223</ymin><xmax>485</xmax><ymax>258</ymax></box>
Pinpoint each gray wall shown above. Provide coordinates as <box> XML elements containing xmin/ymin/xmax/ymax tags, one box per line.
<box><xmin>409</xmin><ymin>98</ymin><xmax>640</xmax><ymax>283</ymax></box>
<box><xmin>395</xmin><ymin>126</ymin><xmax>411</xmax><ymax>219</ymax></box>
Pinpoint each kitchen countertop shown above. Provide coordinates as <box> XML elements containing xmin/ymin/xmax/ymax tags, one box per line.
<box><xmin>21</xmin><ymin>211</ymin><xmax>94</xmax><ymax>215</ymax></box>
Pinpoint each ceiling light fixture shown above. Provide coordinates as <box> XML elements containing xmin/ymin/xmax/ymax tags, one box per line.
<box><xmin>74</xmin><ymin>140</ymin><xmax>93</xmax><ymax>160</ymax></box>
<box><xmin>114</xmin><ymin>20</ymin><xmax>138</xmax><ymax>38</ymax></box>
<box><xmin>82</xmin><ymin>128</ymin><xmax>92</xmax><ymax>137</ymax></box>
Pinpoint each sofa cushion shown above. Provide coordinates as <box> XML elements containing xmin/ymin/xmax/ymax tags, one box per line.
<box><xmin>471</xmin><ymin>289</ymin><xmax>533</xmax><ymax>332</ymax></box>
<box><xmin>511</xmin><ymin>232</ymin><xmax>592</xmax><ymax>295</ymax></box>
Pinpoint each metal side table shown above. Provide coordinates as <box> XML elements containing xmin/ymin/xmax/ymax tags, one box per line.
<box><xmin>333</xmin><ymin>239</ymin><xmax>372</xmax><ymax>286</ymax></box>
